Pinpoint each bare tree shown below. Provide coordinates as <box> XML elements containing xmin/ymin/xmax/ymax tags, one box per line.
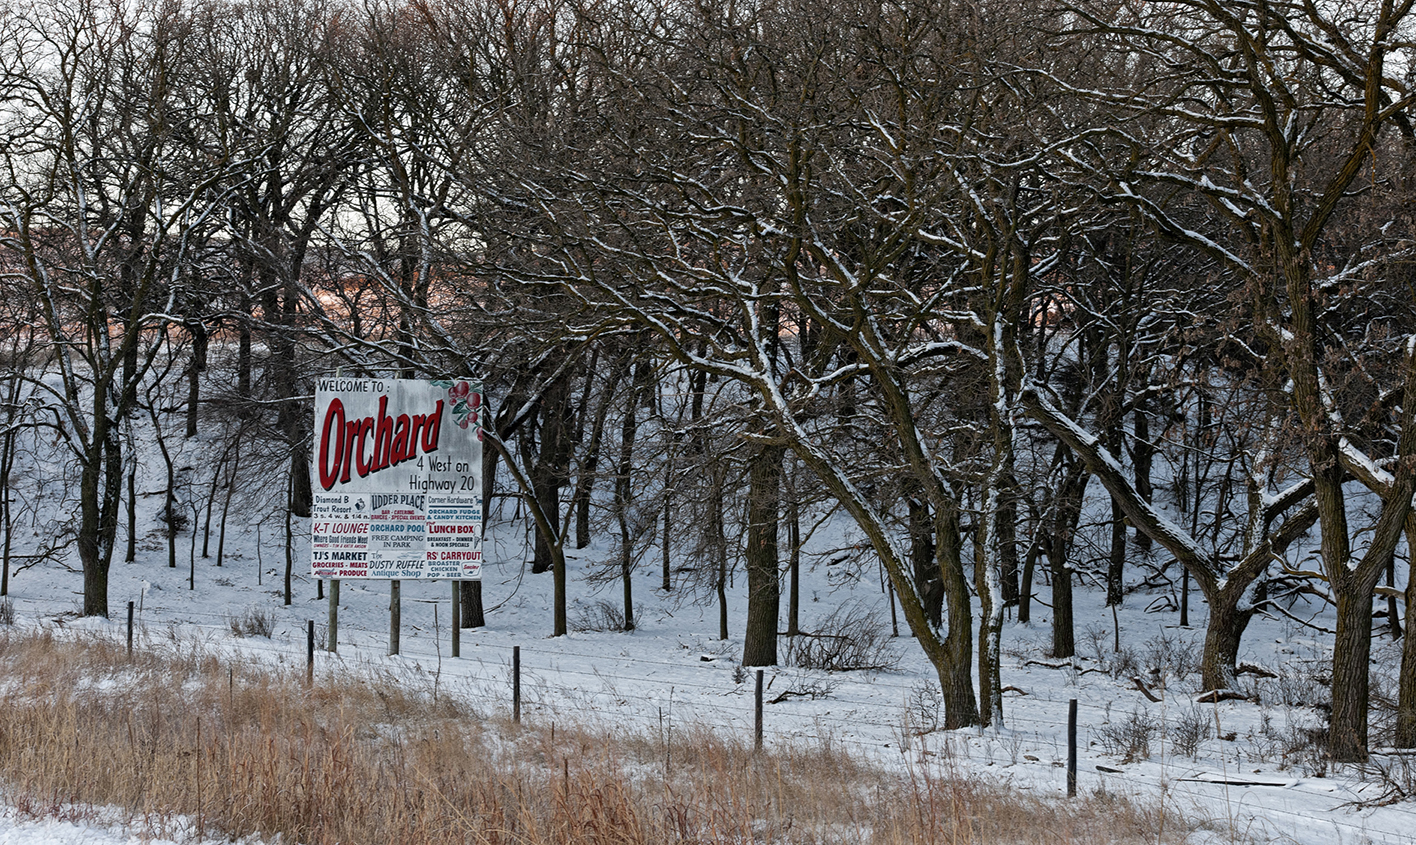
<box><xmin>1050</xmin><ymin>0</ymin><xmax>1416</xmax><ymax>760</ymax></box>
<box><xmin>0</xmin><ymin>0</ymin><xmax>241</xmax><ymax>615</ymax></box>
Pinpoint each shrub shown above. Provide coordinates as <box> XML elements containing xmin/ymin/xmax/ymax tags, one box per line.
<box><xmin>571</xmin><ymin>600</ymin><xmax>626</xmax><ymax>632</ymax></box>
<box><xmin>228</xmin><ymin>607</ymin><xmax>274</xmax><ymax>638</ymax></box>
<box><xmin>1168</xmin><ymin>704</ymin><xmax>1210</xmax><ymax>760</ymax></box>
<box><xmin>781</xmin><ymin>599</ymin><xmax>899</xmax><ymax>671</ymax></box>
<box><xmin>906</xmin><ymin>679</ymin><xmax>943</xmax><ymax>734</ymax></box>
<box><xmin>1096</xmin><ymin>708</ymin><xmax>1158</xmax><ymax>763</ymax></box>
<box><xmin>1142</xmin><ymin>629</ymin><xmax>1200</xmax><ymax>690</ymax></box>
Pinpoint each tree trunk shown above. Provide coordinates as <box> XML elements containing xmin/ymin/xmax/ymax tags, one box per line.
<box><xmin>998</xmin><ymin>469</ymin><xmax>1020</xmax><ymax>609</ymax></box>
<box><xmin>532</xmin><ymin>372</ymin><xmax>573</xmax><ymax>574</ymax></box>
<box><xmin>201</xmin><ymin>447</ymin><xmax>224</xmax><ymax>559</ymax></box>
<box><xmin>614</xmin><ymin>363</ymin><xmax>642</xmax><ymax>632</ymax></box>
<box><xmin>1386</xmin><ymin>558</ymin><xmax>1401</xmax><ymax>641</ymax></box>
<box><xmin>975</xmin><ymin>502</ymin><xmax>1003</xmax><ymax>727</ymax></box>
<box><xmin>662</xmin><ymin>431</ymin><xmax>675</xmax><ymax>592</ymax></box>
<box><xmin>284</xmin><ymin>472</ymin><xmax>294</xmax><ymax>605</ymax></box>
<box><xmin>662</xmin><ymin>489</ymin><xmax>673</xmax><ymax>592</ymax></box>
<box><xmin>742</xmin><ymin>443</ymin><xmax>783</xmax><ymax>666</ymax></box>
<box><xmin>571</xmin><ymin>355</ymin><xmax>626</xmax><ymax>548</ymax></box>
<box><xmin>0</xmin><ymin>416</ymin><xmax>13</xmax><ymax>595</ymax></box>
<box><xmin>1329</xmin><ymin>588</ymin><xmax>1377</xmax><ymax>762</ymax></box>
<box><xmin>216</xmin><ymin>441</ymin><xmax>240</xmax><ymax>568</ymax></box>
<box><xmin>1018</xmin><ymin>536</ymin><xmax>1039</xmax><ymax>624</ymax></box>
<box><xmin>289</xmin><ymin>454</ymin><xmax>312</xmax><ymax>521</ymax></box>
<box><xmin>936</xmin><ymin>499</ymin><xmax>979</xmax><ymax>728</ymax></box>
<box><xmin>185</xmin><ymin>318</ymin><xmax>207</xmax><ymax>438</ymax></box>
<box><xmin>79</xmin><ymin>415</ymin><xmax>122</xmax><ymax>618</ymax></box>
<box><xmin>485</xmin><ymin>426</ymin><xmax>568</xmax><ymax>636</ymax></box>
<box><xmin>237</xmin><ymin>285</ymin><xmax>252</xmax><ymax>399</ymax></box>
<box><xmin>1048</xmin><ymin>458</ymin><xmax>1088</xmax><ymax>659</ymax></box>
<box><xmin>461</xmin><ymin>580</ymin><xmax>486</xmax><ymax>628</ymax></box>
<box><xmin>1132</xmin><ymin>404</ymin><xmax>1154</xmax><ymax>552</ymax></box>
<box><xmin>1199</xmin><ymin>591</ymin><xmax>1250</xmax><ymax>692</ymax></box>
<box><xmin>1106</xmin><ymin>496</ymin><xmax>1126</xmax><ymax>606</ymax></box>
<box><xmin>125</xmin><ymin>444</ymin><xmax>137</xmax><ymax>563</ymax></box>
<box><xmin>786</xmin><ymin>478</ymin><xmax>800</xmax><ymax>636</ymax></box>
<box><xmin>909</xmin><ymin>495</ymin><xmax>942</xmax><ymax>627</ymax></box>
<box><xmin>1048</xmin><ymin>538</ymin><xmax>1074</xmax><ymax>659</ymax></box>
<box><xmin>712</xmin><ymin>467</ymin><xmax>728</xmax><ymax>641</ymax></box>
<box><xmin>1397</xmin><ymin>525</ymin><xmax>1416</xmax><ymax>746</ymax></box>
<box><xmin>148</xmin><ymin>401</ymin><xmax>177</xmax><ymax>570</ymax></box>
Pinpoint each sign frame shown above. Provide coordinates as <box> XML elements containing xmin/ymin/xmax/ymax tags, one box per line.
<box><xmin>310</xmin><ymin>377</ymin><xmax>483</xmax><ymax>580</ymax></box>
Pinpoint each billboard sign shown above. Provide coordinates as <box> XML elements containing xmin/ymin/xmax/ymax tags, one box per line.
<box><xmin>311</xmin><ymin>378</ymin><xmax>482</xmax><ymax>580</ymax></box>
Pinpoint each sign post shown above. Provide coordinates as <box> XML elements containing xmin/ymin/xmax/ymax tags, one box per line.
<box><xmin>327</xmin><ymin>579</ymin><xmax>339</xmax><ymax>652</ymax></box>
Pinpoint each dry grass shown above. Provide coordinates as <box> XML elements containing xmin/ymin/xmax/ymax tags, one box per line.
<box><xmin>0</xmin><ymin>627</ymin><xmax>1197</xmax><ymax>844</ymax></box>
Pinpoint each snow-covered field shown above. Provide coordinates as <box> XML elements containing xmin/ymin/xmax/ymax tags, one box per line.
<box><xmin>1</xmin><ymin>488</ymin><xmax>1412</xmax><ymax>845</ymax></box>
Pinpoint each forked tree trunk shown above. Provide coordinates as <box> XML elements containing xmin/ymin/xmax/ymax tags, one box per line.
<box><xmin>572</xmin><ymin>356</ymin><xmax>627</xmax><ymax>548</ymax></box>
<box><xmin>79</xmin><ymin>419</ymin><xmax>123</xmax><ymax>618</ymax></box>
<box><xmin>1199</xmin><ymin>593</ymin><xmax>1250</xmax><ymax>692</ymax></box>
<box><xmin>1320</xmin><ymin>464</ymin><xmax>1409</xmax><ymax>762</ymax></box>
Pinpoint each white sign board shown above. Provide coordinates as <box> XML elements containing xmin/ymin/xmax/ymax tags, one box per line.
<box><xmin>311</xmin><ymin>378</ymin><xmax>482</xmax><ymax>580</ymax></box>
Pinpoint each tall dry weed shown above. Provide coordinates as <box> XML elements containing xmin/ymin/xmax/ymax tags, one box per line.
<box><xmin>0</xmin><ymin>627</ymin><xmax>1195</xmax><ymax>844</ymax></box>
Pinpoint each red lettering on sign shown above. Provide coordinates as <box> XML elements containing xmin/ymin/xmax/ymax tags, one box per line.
<box><xmin>316</xmin><ymin>393</ymin><xmax>450</xmax><ymax>491</ymax></box>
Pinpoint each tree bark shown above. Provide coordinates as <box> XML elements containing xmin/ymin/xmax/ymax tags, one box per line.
<box><xmin>460</xmin><ymin>581</ymin><xmax>486</xmax><ymax>629</ymax></box>
<box><xmin>998</xmin><ymin>472</ymin><xmax>1020</xmax><ymax>610</ymax></box>
<box><xmin>786</xmin><ymin>472</ymin><xmax>800</xmax><ymax>636</ymax></box>
<box><xmin>712</xmin><ymin>467</ymin><xmax>729</xmax><ymax>642</ymax></box>
<box><xmin>742</xmin><ymin>442</ymin><xmax>783</xmax><ymax>666</ymax></box>
<box><xmin>936</xmin><ymin>499</ymin><xmax>979</xmax><ymax>728</ymax></box>
<box><xmin>1199</xmin><ymin>595</ymin><xmax>1250</xmax><ymax>693</ymax></box>
<box><xmin>531</xmin><ymin>370</ymin><xmax>573</xmax><ymax>574</ymax></box>
<box><xmin>1047</xmin><ymin>456</ymin><xmax>1088</xmax><ymax>659</ymax></box>
<box><xmin>1396</xmin><ymin>523</ymin><xmax>1416</xmax><ymax>747</ymax></box>
<box><xmin>1106</xmin><ymin>496</ymin><xmax>1126</xmax><ymax>607</ymax></box>
<box><xmin>185</xmin><ymin>318</ymin><xmax>207</xmax><ymax>438</ymax></box>
<box><xmin>1132</xmin><ymin>404</ymin><xmax>1154</xmax><ymax>552</ymax></box>
<box><xmin>1329</xmin><ymin>587</ymin><xmax>1379</xmax><ymax>762</ymax></box>
<box><xmin>908</xmin><ymin>495</ymin><xmax>942</xmax><ymax>627</ymax></box>
<box><xmin>614</xmin><ymin>362</ymin><xmax>644</xmax><ymax>632</ymax></box>
<box><xmin>572</xmin><ymin>355</ymin><xmax>626</xmax><ymax>548</ymax></box>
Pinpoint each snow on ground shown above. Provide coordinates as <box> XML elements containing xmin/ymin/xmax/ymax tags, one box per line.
<box><xmin>3</xmin><ymin>496</ymin><xmax>1414</xmax><ymax>845</ymax></box>
<box><xmin>0</xmin><ymin>803</ymin><xmax>261</xmax><ymax>845</ymax></box>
